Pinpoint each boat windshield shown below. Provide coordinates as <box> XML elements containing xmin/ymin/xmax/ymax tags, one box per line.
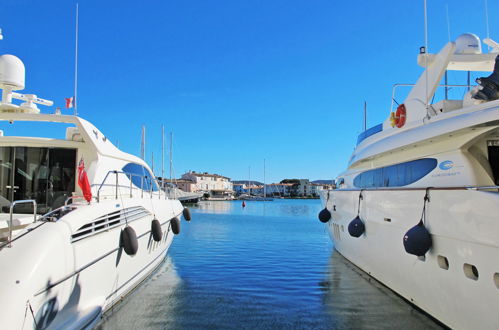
<box><xmin>0</xmin><ymin>147</ymin><xmax>76</xmax><ymax>214</ymax></box>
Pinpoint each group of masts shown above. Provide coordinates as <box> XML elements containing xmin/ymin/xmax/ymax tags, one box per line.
<box><xmin>141</xmin><ymin>125</ymin><xmax>174</xmax><ymax>184</ymax></box>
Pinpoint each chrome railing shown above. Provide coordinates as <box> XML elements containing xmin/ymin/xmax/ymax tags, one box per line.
<box><xmin>390</xmin><ymin>83</ymin><xmax>475</xmax><ymax>113</ymax></box>
<box><xmin>95</xmin><ymin>170</ymin><xmax>164</xmax><ymax>202</ymax></box>
<box><xmin>8</xmin><ymin>199</ymin><xmax>37</xmax><ymax>247</ymax></box>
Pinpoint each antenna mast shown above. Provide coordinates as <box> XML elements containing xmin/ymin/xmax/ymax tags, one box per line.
<box><xmin>445</xmin><ymin>4</ymin><xmax>450</xmax><ymax>100</ymax></box>
<box><xmin>363</xmin><ymin>101</ymin><xmax>367</xmax><ymax>131</ymax></box>
<box><xmin>485</xmin><ymin>0</ymin><xmax>490</xmax><ymax>51</ymax></box>
<box><xmin>74</xmin><ymin>3</ymin><xmax>79</xmax><ymax>116</ymax></box>
<box><xmin>424</xmin><ymin>0</ymin><xmax>429</xmax><ymax>116</ymax></box>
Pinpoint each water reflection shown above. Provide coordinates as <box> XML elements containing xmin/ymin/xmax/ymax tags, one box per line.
<box><xmin>191</xmin><ymin>200</ymin><xmax>235</xmax><ymax>214</ymax></box>
<box><xmin>322</xmin><ymin>252</ymin><xmax>443</xmax><ymax>329</ymax></box>
<box><xmin>96</xmin><ymin>258</ymin><xmax>182</xmax><ymax>329</ymax></box>
<box><xmin>192</xmin><ymin>199</ymin><xmax>321</xmax><ymax>218</ymax></box>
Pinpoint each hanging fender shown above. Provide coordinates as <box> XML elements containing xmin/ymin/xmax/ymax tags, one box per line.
<box><xmin>151</xmin><ymin>219</ymin><xmax>163</xmax><ymax>242</ymax></box>
<box><xmin>120</xmin><ymin>226</ymin><xmax>138</xmax><ymax>256</ymax></box>
<box><xmin>183</xmin><ymin>207</ymin><xmax>192</xmax><ymax>221</ymax></box>
<box><xmin>348</xmin><ymin>216</ymin><xmax>365</xmax><ymax>237</ymax></box>
<box><xmin>403</xmin><ymin>221</ymin><xmax>432</xmax><ymax>256</ymax></box>
<box><xmin>318</xmin><ymin>207</ymin><xmax>331</xmax><ymax>223</ymax></box>
<box><xmin>403</xmin><ymin>189</ymin><xmax>432</xmax><ymax>256</ymax></box>
<box><xmin>171</xmin><ymin>217</ymin><xmax>181</xmax><ymax>235</ymax></box>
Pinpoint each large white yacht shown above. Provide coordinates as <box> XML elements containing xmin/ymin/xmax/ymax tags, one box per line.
<box><xmin>319</xmin><ymin>33</ymin><xmax>499</xmax><ymax>329</ymax></box>
<box><xmin>0</xmin><ymin>35</ymin><xmax>188</xmax><ymax>329</ymax></box>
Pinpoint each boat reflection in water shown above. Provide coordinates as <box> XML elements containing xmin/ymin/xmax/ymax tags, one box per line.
<box><xmin>322</xmin><ymin>252</ymin><xmax>443</xmax><ymax>329</ymax></box>
<box><xmin>96</xmin><ymin>258</ymin><xmax>182</xmax><ymax>330</ymax></box>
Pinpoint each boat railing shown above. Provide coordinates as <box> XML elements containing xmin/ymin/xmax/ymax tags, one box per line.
<box><xmin>8</xmin><ymin>199</ymin><xmax>37</xmax><ymax>247</ymax></box>
<box><xmin>390</xmin><ymin>83</ymin><xmax>475</xmax><ymax>112</ymax></box>
<box><xmin>95</xmin><ymin>170</ymin><xmax>165</xmax><ymax>202</ymax></box>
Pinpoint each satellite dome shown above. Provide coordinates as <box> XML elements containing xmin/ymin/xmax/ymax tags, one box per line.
<box><xmin>455</xmin><ymin>33</ymin><xmax>482</xmax><ymax>54</ymax></box>
<box><xmin>0</xmin><ymin>54</ymin><xmax>25</xmax><ymax>91</ymax></box>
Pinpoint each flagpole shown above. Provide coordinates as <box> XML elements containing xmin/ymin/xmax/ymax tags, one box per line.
<box><xmin>74</xmin><ymin>3</ymin><xmax>79</xmax><ymax>116</ymax></box>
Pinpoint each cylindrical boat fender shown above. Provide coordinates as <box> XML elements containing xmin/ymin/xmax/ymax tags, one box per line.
<box><xmin>403</xmin><ymin>221</ymin><xmax>432</xmax><ymax>256</ymax></box>
<box><xmin>348</xmin><ymin>216</ymin><xmax>365</xmax><ymax>238</ymax></box>
<box><xmin>183</xmin><ymin>207</ymin><xmax>192</xmax><ymax>221</ymax></box>
<box><xmin>151</xmin><ymin>219</ymin><xmax>163</xmax><ymax>242</ymax></box>
<box><xmin>171</xmin><ymin>217</ymin><xmax>181</xmax><ymax>235</ymax></box>
<box><xmin>318</xmin><ymin>207</ymin><xmax>331</xmax><ymax>223</ymax></box>
<box><xmin>121</xmin><ymin>226</ymin><xmax>138</xmax><ymax>255</ymax></box>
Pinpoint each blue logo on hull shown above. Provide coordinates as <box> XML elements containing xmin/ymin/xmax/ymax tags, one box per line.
<box><xmin>439</xmin><ymin>160</ymin><xmax>453</xmax><ymax>170</ymax></box>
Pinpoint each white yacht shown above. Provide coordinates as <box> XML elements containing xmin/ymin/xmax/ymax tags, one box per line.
<box><xmin>0</xmin><ymin>37</ymin><xmax>189</xmax><ymax>329</ymax></box>
<box><xmin>319</xmin><ymin>33</ymin><xmax>499</xmax><ymax>329</ymax></box>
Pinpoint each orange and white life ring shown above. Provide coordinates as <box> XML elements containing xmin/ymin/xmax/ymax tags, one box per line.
<box><xmin>391</xmin><ymin>104</ymin><xmax>406</xmax><ymax>128</ymax></box>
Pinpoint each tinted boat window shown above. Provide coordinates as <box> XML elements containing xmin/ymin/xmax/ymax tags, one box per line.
<box><xmin>122</xmin><ymin>163</ymin><xmax>159</xmax><ymax>191</ymax></box>
<box><xmin>0</xmin><ymin>147</ymin><xmax>76</xmax><ymax>214</ymax></box>
<box><xmin>354</xmin><ymin>158</ymin><xmax>437</xmax><ymax>188</ymax></box>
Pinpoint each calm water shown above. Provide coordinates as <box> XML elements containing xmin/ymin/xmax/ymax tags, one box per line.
<box><xmin>97</xmin><ymin>199</ymin><xmax>442</xmax><ymax>329</ymax></box>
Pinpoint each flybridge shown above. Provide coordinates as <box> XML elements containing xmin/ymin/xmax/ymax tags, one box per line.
<box><xmin>0</xmin><ymin>54</ymin><xmax>53</xmax><ymax>114</ymax></box>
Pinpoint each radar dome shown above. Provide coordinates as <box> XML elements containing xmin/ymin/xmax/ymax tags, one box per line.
<box><xmin>455</xmin><ymin>33</ymin><xmax>482</xmax><ymax>54</ymax></box>
<box><xmin>0</xmin><ymin>54</ymin><xmax>25</xmax><ymax>90</ymax></box>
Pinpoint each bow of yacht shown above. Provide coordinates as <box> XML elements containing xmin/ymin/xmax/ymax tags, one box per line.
<box><xmin>0</xmin><ymin>37</ymin><xmax>187</xmax><ymax>329</ymax></box>
<box><xmin>320</xmin><ymin>33</ymin><xmax>499</xmax><ymax>329</ymax></box>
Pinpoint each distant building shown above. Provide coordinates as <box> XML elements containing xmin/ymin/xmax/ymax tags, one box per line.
<box><xmin>181</xmin><ymin>171</ymin><xmax>234</xmax><ymax>199</ymax></box>
<box><xmin>310</xmin><ymin>183</ymin><xmax>333</xmax><ymax>197</ymax></box>
<box><xmin>264</xmin><ymin>183</ymin><xmax>293</xmax><ymax>197</ymax></box>
<box><xmin>233</xmin><ymin>183</ymin><xmax>246</xmax><ymax>195</ymax></box>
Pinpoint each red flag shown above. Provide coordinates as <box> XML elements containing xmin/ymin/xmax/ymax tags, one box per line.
<box><xmin>65</xmin><ymin>97</ymin><xmax>74</xmax><ymax>108</ymax></box>
<box><xmin>78</xmin><ymin>157</ymin><xmax>92</xmax><ymax>202</ymax></box>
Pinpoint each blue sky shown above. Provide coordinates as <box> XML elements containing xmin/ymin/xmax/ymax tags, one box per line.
<box><xmin>1</xmin><ymin>0</ymin><xmax>498</xmax><ymax>183</ymax></box>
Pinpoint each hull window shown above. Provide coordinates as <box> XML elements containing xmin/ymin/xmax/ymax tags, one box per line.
<box><xmin>0</xmin><ymin>147</ymin><xmax>76</xmax><ymax>214</ymax></box>
<box><xmin>353</xmin><ymin>158</ymin><xmax>437</xmax><ymax>188</ymax></box>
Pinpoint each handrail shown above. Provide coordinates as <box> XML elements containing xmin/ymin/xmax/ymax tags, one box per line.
<box><xmin>390</xmin><ymin>83</ymin><xmax>476</xmax><ymax>113</ymax></box>
<box><xmin>96</xmin><ymin>170</ymin><xmax>163</xmax><ymax>203</ymax></box>
<box><xmin>8</xmin><ymin>199</ymin><xmax>37</xmax><ymax>247</ymax></box>
<box><xmin>332</xmin><ymin>185</ymin><xmax>499</xmax><ymax>192</ymax></box>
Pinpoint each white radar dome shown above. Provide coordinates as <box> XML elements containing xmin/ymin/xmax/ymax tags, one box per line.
<box><xmin>0</xmin><ymin>54</ymin><xmax>25</xmax><ymax>90</ymax></box>
<box><xmin>455</xmin><ymin>33</ymin><xmax>482</xmax><ymax>54</ymax></box>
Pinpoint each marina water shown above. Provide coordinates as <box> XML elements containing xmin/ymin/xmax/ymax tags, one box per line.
<box><xmin>97</xmin><ymin>199</ymin><xmax>442</xmax><ymax>329</ymax></box>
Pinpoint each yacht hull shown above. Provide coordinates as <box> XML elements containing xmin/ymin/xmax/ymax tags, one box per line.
<box><xmin>321</xmin><ymin>189</ymin><xmax>499</xmax><ymax>330</ymax></box>
<box><xmin>0</xmin><ymin>198</ymin><xmax>184</xmax><ymax>330</ymax></box>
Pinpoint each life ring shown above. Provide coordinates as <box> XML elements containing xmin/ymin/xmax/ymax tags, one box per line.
<box><xmin>394</xmin><ymin>104</ymin><xmax>406</xmax><ymax>128</ymax></box>
<box><xmin>151</xmin><ymin>219</ymin><xmax>163</xmax><ymax>242</ymax></box>
<box><xmin>120</xmin><ymin>226</ymin><xmax>138</xmax><ymax>255</ymax></box>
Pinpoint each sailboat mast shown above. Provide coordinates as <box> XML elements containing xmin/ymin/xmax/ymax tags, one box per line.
<box><xmin>161</xmin><ymin>125</ymin><xmax>165</xmax><ymax>186</ymax></box>
<box><xmin>248</xmin><ymin>166</ymin><xmax>251</xmax><ymax>196</ymax></box>
<box><xmin>140</xmin><ymin>126</ymin><xmax>145</xmax><ymax>160</ymax></box>
<box><xmin>263</xmin><ymin>159</ymin><xmax>266</xmax><ymax>197</ymax></box>
<box><xmin>169</xmin><ymin>132</ymin><xmax>173</xmax><ymax>182</ymax></box>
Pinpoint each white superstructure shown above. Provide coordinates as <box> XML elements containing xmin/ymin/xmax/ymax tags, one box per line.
<box><xmin>320</xmin><ymin>34</ymin><xmax>499</xmax><ymax>329</ymax></box>
<box><xmin>0</xmin><ymin>34</ymin><xmax>187</xmax><ymax>329</ymax></box>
